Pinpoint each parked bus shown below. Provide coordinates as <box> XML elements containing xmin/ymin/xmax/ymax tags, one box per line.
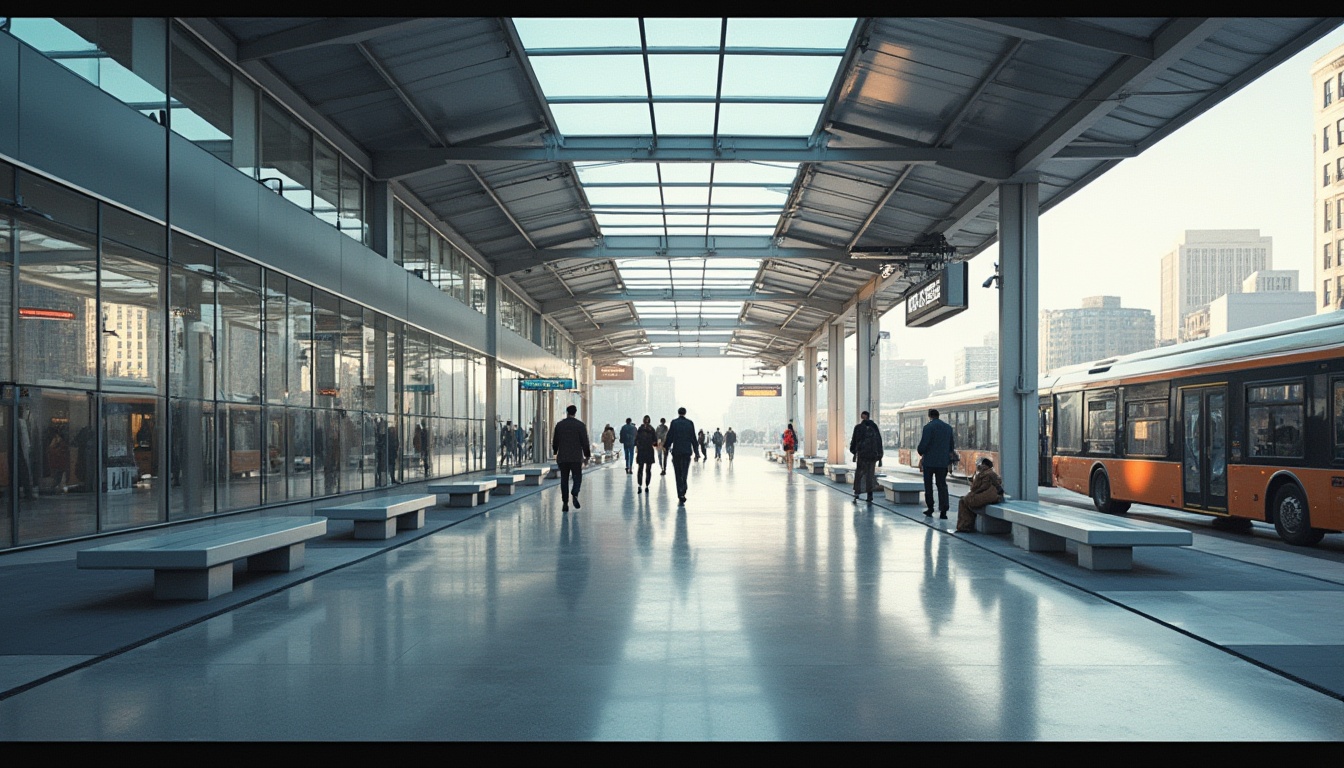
<box><xmin>895</xmin><ymin>311</ymin><xmax>1344</xmax><ymax>546</ymax></box>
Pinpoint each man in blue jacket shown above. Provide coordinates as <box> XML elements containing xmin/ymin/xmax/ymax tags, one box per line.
<box><xmin>663</xmin><ymin>407</ymin><xmax>701</xmax><ymax>505</ymax></box>
<box><xmin>619</xmin><ymin>417</ymin><xmax>637</xmax><ymax>475</ymax></box>
<box><xmin>916</xmin><ymin>408</ymin><xmax>956</xmax><ymax>519</ymax></box>
<box><xmin>551</xmin><ymin>404</ymin><xmax>591</xmax><ymax>513</ymax></box>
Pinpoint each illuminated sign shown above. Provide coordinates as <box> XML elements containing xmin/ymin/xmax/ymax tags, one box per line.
<box><xmin>19</xmin><ymin>307</ymin><xmax>76</xmax><ymax>320</ymax></box>
<box><xmin>318</xmin><ymin>388</ymin><xmax>340</xmax><ymax>397</ymax></box>
<box><xmin>596</xmin><ymin>364</ymin><xmax>634</xmax><ymax>381</ymax></box>
<box><xmin>521</xmin><ymin>378</ymin><xmax>576</xmax><ymax>391</ymax></box>
<box><xmin>905</xmin><ymin>261</ymin><xmax>968</xmax><ymax>328</ymax></box>
<box><xmin>736</xmin><ymin>384</ymin><xmax>782</xmax><ymax>397</ymax></box>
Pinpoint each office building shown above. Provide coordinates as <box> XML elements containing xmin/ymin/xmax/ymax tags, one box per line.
<box><xmin>1314</xmin><ymin>44</ymin><xmax>1344</xmax><ymax>312</ymax></box>
<box><xmin>954</xmin><ymin>333</ymin><xmax>997</xmax><ymax>386</ymax></box>
<box><xmin>1040</xmin><ymin>296</ymin><xmax>1155</xmax><ymax>371</ymax></box>
<box><xmin>1159</xmin><ymin>229</ymin><xmax>1272</xmax><ymax>342</ymax></box>
<box><xmin>1186</xmin><ymin>270</ymin><xmax>1316</xmax><ymax>340</ymax></box>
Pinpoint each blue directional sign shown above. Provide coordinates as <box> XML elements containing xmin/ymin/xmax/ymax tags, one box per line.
<box><xmin>520</xmin><ymin>378</ymin><xmax>576</xmax><ymax>391</ymax></box>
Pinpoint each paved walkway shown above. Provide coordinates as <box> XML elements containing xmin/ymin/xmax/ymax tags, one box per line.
<box><xmin>0</xmin><ymin>452</ymin><xmax>1340</xmax><ymax>740</ymax></box>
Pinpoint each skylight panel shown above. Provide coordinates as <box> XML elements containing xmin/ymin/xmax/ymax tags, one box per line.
<box><xmin>713</xmin><ymin>162</ymin><xmax>799</xmax><ymax>184</ymax></box>
<box><xmin>653</xmin><ymin>104</ymin><xmax>716</xmax><ymax>135</ymax></box>
<box><xmin>658</xmin><ymin>163</ymin><xmax>714</xmax><ymax>183</ymax></box>
<box><xmin>665</xmin><ymin>214</ymin><xmax>708</xmax><ymax>227</ymax></box>
<box><xmin>594</xmin><ymin>213</ymin><xmax>665</xmax><ymax>228</ymax></box>
<box><xmin>529</xmin><ymin>55</ymin><xmax>647</xmax><ymax>98</ymax></box>
<box><xmin>648</xmin><ymin>55</ymin><xmax>720</xmax><ymax>97</ymax></box>
<box><xmin>513</xmin><ymin>18</ymin><xmax>641</xmax><ymax>49</ymax></box>
<box><xmin>725</xmin><ymin>18</ymin><xmax>855</xmax><ymax>49</ymax></box>
<box><xmin>575</xmin><ymin>162</ymin><xmax>659</xmax><ymax>185</ymax></box>
<box><xmin>643</xmin><ymin>18</ymin><xmax>723</xmax><ymax>48</ymax></box>
<box><xmin>584</xmin><ymin>187</ymin><xmax>664</xmax><ymax>206</ymax></box>
<box><xmin>709</xmin><ymin>186</ymin><xmax>789</xmax><ymax>206</ymax></box>
<box><xmin>717</xmin><ymin>103</ymin><xmax>822</xmax><ymax>136</ymax></box>
<box><xmin>550</xmin><ymin>104</ymin><xmax>652</xmax><ymax>135</ymax></box>
<box><xmin>661</xmin><ymin>186</ymin><xmax>711</xmax><ymax>206</ymax></box>
<box><xmin>720</xmin><ymin>55</ymin><xmax>841</xmax><ymax>99</ymax></box>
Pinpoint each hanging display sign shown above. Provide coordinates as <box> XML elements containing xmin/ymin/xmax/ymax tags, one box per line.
<box><xmin>905</xmin><ymin>261</ymin><xmax>968</xmax><ymax>328</ymax></box>
<box><xmin>521</xmin><ymin>378</ymin><xmax>576</xmax><ymax>391</ymax></box>
<box><xmin>596</xmin><ymin>364</ymin><xmax>634</xmax><ymax>381</ymax></box>
<box><xmin>736</xmin><ymin>384</ymin><xmax>782</xmax><ymax>397</ymax></box>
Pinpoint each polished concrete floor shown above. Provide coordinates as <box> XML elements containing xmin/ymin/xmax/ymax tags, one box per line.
<box><xmin>0</xmin><ymin>452</ymin><xmax>1341</xmax><ymax>741</ymax></box>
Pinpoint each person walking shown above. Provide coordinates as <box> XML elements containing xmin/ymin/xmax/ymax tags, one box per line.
<box><xmin>551</xmin><ymin>404</ymin><xmax>591</xmax><ymax>513</ymax></box>
<box><xmin>697</xmin><ymin>429</ymin><xmax>708</xmax><ymax>462</ymax></box>
<box><xmin>711</xmin><ymin>428</ymin><xmax>724</xmax><ymax>460</ymax></box>
<box><xmin>724</xmin><ymin>427</ymin><xmax>737</xmax><ymax>462</ymax></box>
<box><xmin>634</xmin><ymin>415</ymin><xmax>657</xmax><ymax>493</ymax></box>
<box><xmin>500</xmin><ymin>420</ymin><xmax>514</xmax><ymax>467</ymax></box>
<box><xmin>849</xmin><ymin>411</ymin><xmax>884</xmax><ymax>503</ymax></box>
<box><xmin>601</xmin><ymin>424</ymin><xmax>616</xmax><ymax>457</ymax></box>
<box><xmin>956</xmin><ymin>457</ymin><xmax>1004</xmax><ymax>532</ymax></box>
<box><xmin>654</xmin><ymin>417</ymin><xmax>670</xmax><ymax>476</ymax></box>
<box><xmin>916</xmin><ymin>408</ymin><xmax>956</xmax><ymax>519</ymax></box>
<box><xmin>619</xmin><ymin>418</ymin><xmax>637</xmax><ymax>474</ymax></box>
<box><xmin>781</xmin><ymin>423</ymin><xmax>798</xmax><ymax>469</ymax></box>
<box><xmin>664</xmin><ymin>407</ymin><xmax>701</xmax><ymax>505</ymax></box>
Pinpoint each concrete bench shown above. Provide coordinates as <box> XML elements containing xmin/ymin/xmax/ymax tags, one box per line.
<box><xmin>825</xmin><ymin>464</ymin><xmax>855</xmax><ymax>482</ymax></box>
<box><xmin>980</xmin><ymin>500</ymin><xmax>1193</xmax><ymax>570</ymax></box>
<box><xmin>428</xmin><ymin>479</ymin><xmax>498</xmax><ymax>507</ymax></box>
<box><xmin>517</xmin><ymin>466</ymin><xmax>549</xmax><ymax>485</ymax></box>
<box><xmin>801</xmin><ymin>457</ymin><xmax>826</xmax><ymax>474</ymax></box>
<box><xmin>317</xmin><ymin>494</ymin><xmax>437</xmax><ymax>540</ymax></box>
<box><xmin>878</xmin><ymin>476</ymin><xmax>923</xmax><ymax>504</ymax></box>
<box><xmin>487</xmin><ymin>473</ymin><xmax>526</xmax><ymax>495</ymax></box>
<box><xmin>76</xmin><ymin>516</ymin><xmax>328</xmax><ymax>600</ymax></box>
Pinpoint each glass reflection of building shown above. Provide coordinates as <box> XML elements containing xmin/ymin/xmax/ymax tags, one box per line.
<box><xmin>0</xmin><ymin>18</ymin><xmax>579</xmax><ymax>551</ymax></box>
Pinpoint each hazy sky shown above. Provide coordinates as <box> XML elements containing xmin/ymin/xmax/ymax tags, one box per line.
<box><xmin>604</xmin><ymin>23</ymin><xmax>1344</xmax><ymax>426</ymax></box>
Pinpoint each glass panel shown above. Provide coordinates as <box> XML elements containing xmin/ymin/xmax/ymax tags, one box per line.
<box><xmin>721</xmin><ymin>55</ymin><xmax>841</xmax><ymax>98</ymax></box>
<box><xmin>264</xmin><ymin>406</ymin><xmax>286</xmax><ymax>503</ymax></box>
<box><xmin>313</xmin><ymin>140</ymin><xmax>341</xmax><ymax>228</ymax></box>
<box><xmin>550</xmin><ymin>103</ymin><xmax>652</xmax><ymax>135</ymax></box>
<box><xmin>11</xmin><ymin>18</ymin><xmax>167</xmax><ymax>120</ymax></box>
<box><xmin>644</xmin><ymin>18</ymin><xmax>723</xmax><ymax>47</ymax></box>
<box><xmin>100</xmin><ymin>244</ymin><xmax>164</xmax><ymax>394</ymax></box>
<box><xmin>1333</xmin><ymin>381</ymin><xmax>1344</xmax><ymax>461</ymax></box>
<box><xmin>1183</xmin><ymin>395</ymin><xmax>1201</xmax><ymax>495</ymax></box>
<box><xmin>717</xmin><ymin>103</ymin><xmax>823</xmax><ymax>136</ymax></box>
<box><xmin>216</xmin><ymin>253</ymin><xmax>262</xmax><ymax>402</ymax></box>
<box><xmin>288</xmin><ymin>281</ymin><xmax>313</xmax><ymax>408</ymax></box>
<box><xmin>220</xmin><ymin>403</ymin><xmax>261</xmax><ymax>511</ymax></box>
<box><xmin>725</xmin><ymin>18</ymin><xmax>855</xmax><ymax>49</ymax></box>
<box><xmin>103</xmin><ymin>206</ymin><xmax>165</xmax><ymax>258</ymax></box>
<box><xmin>16</xmin><ymin>388</ymin><xmax>97</xmax><ymax>545</ymax></box>
<box><xmin>169</xmin><ymin>24</ymin><xmax>238</xmax><ymax>166</ymax></box>
<box><xmin>529</xmin><ymin>55</ymin><xmax>647</xmax><ymax>97</ymax></box>
<box><xmin>338</xmin><ymin>300</ymin><xmax>363</xmax><ymax>412</ymax></box>
<box><xmin>101</xmin><ymin>394</ymin><xmax>163</xmax><ymax>531</ymax></box>
<box><xmin>648</xmin><ymin>55</ymin><xmax>720</xmax><ymax>98</ymax></box>
<box><xmin>168</xmin><ymin>261</ymin><xmax>215</xmax><ymax>401</ymax></box>
<box><xmin>263</xmin><ymin>270</ymin><xmax>287</xmax><ymax>405</ymax></box>
<box><xmin>0</xmin><ymin>192</ymin><xmax>12</xmax><ymax>384</ymax></box>
<box><xmin>339</xmin><ymin>160</ymin><xmax>366</xmax><ymax>243</ymax></box>
<box><xmin>403</xmin><ymin>330</ymin><xmax>430</xmax><ymax>416</ymax></box>
<box><xmin>259</xmin><ymin>97</ymin><xmax>313</xmax><ymax>210</ymax></box>
<box><xmin>1208</xmin><ymin>391</ymin><xmax>1227</xmax><ymax>498</ymax></box>
<box><xmin>1086</xmin><ymin>397</ymin><xmax>1115</xmax><ymax>454</ymax></box>
<box><xmin>16</xmin><ymin>215</ymin><xmax>97</xmax><ymax>389</ymax></box>
<box><xmin>0</xmin><ymin>393</ymin><xmax>9</xmax><ymax>548</ymax></box>
<box><xmin>344</xmin><ymin>410</ymin><xmax>367</xmax><ymax>493</ymax></box>
<box><xmin>312</xmin><ymin>291</ymin><xmax>340</xmax><ymax>408</ymax></box>
<box><xmin>167</xmin><ymin>398</ymin><xmax>214</xmax><ymax>520</ymax></box>
<box><xmin>315</xmin><ymin>408</ymin><xmax>343</xmax><ymax>496</ymax></box>
<box><xmin>1054</xmin><ymin>392</ymin><xmax>1081</xmax><ymax>452</ymax></box>
<box><xmin>287</xmin><ymin>407</ymin><xmax>313</xmax><ymax>500</ymax></box>
<box><xmin>512</xmin><ymin>18</ymin><xmax>641</xmax><ymax>49</ymax></box>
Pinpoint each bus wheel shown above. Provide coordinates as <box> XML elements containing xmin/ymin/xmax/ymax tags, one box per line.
<box><xmin>1272</xmin><ymin>484</ymin><xmax>1324</xmax><ymax>546</ymax></box>
<box><xmin>1090</xmin><ymin>470</ymin><xmax>1130</xmax><ymax>515</ymax></box>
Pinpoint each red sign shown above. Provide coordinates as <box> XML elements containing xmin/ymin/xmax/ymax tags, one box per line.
<box><xmin>19</xmin><ymin>307</ymin><xmax>76</xmax><ymax>320</ymax></box>
<box><xmin>596</xmin><ymin>364</ymin><xmax>634</xmax><ymax>381</ymax></box>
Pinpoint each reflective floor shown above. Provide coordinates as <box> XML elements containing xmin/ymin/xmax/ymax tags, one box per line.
<box><xmin>0</xmin><ymin>454</ymin><xmax>1341</xmax><ymax>741</ymax></box>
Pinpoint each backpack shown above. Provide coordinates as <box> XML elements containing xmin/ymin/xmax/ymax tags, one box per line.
<box><xmin>782</xmin><ymin>430</ymin><xmax>796</xmax><ymax>450</ymax></box>
<box><xmin>857</xmin><ymin>423</ymin><xmax>883</xmax><ymax>461</ymax></box>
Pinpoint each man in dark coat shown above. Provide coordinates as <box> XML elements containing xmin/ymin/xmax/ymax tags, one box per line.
<box><xmin>663</xmin><ymin>406</ymin><xmax>701</xmax><ymax>505</ymax></box>
<box><xmin>848</xmin><ymin>411</ymin><xmax>883</xmax><ymax>503</ymax></box>
<box><xmin>551</xmin><ymin>404</ymin><xmax>592</xmax><ymax>512</ymax></box>
<box><xmin>619</xmin><ymin>417</ymin><xmax>637</xmax><ymax>475</ymax></box>
<box><xmin>916</xmin><ymin>407</ymin><xmax>956</xmax><ymax>519</ymax></box>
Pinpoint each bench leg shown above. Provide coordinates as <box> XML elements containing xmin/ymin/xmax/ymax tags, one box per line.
<box><xmin>1012</xmin><ymin>524</ymin><xmax>1066</xmax><ymax>552</ymax></box>
<box><xmin>353</xmin><ymin>519</ymin><xmax>398</xmax><ymax>539</ymax></box>
<box><xmin>155</xmin><ymin>564</ymin><xmax>233</xmax><ymax>600</ymax></box>
<box><xmin>523</xmin><ymin>476</ymin><xmax>541</xmax><ymax>486</ymax></box>
<box><xmin>975</xmin><ymin>515</ymin><xmax>1011</xmax><ymax>534</ymax></box>
<box><xmin>495</xmin><ymin>484</ymin><xmax>516</xmax><ymax>495</ymax></box>
<box><xmin>396</xmin><ymin>510</ymin><xmax>426</xmax><ymax>531</ymax></box>
<box><xmin>476</xmin><ymin>490</ymin><xmax>491</xmax><ymax>504</ymax></box>
<box><xmin>248</xmin><ymin>543</ymin><xmax>307</xmax><ymax>572</ymax></box>
<box><xmin>447</xmin><ymin>493</ymin><xmax>477</xmax><ymax>507</ymax></box>
<box><xmin>895</xmin><ymin>491</ymin><xmax>921</xmax><ymax>504</ymax></box>
<box><xmin>1077</xmin><ymin>544</ymin><xmax>1132</xmax><ymax>571</ymax></box>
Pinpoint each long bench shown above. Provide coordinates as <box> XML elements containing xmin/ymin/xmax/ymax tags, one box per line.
<box><xmin>317</xmin><ymin>494</ymin><xmax>436</xmax><ymax>540</ymax></box>
<box><xmin>825</xmin><ymin>464</ymin><xmax>855</xmax><ymax>482</ymax></box>
<box><xmin>978</xmin><ymin>500</ymin><xmax>1193</xmax><ymax>571</ymax></box>
<box><xmin>517</xmin><ymin>466</ymin><xmax>548</xmax><ymax>486</ymax></box>
<box><xmin>427</xmin><ymin>479</ymin><xmax>498</xmax><ymax>507</ymax></box>
<box><xmin>801</xmin><ymin>457</ymin><xmax>826</xmax><ymax>474</ymax></box>
<box><xmin>76</xmin><ymin>516</ymin><xmax>328</xmax><ymax>600</ymax></box>
<box><xmin>487</xmin><ymin>473</ymin><xmax>525</xmax><ymax>495</ymax></box>
<box><xmin>877</xmin><ymin>476</ymin><xmax>923</xmax><ymax>504</ymax></box>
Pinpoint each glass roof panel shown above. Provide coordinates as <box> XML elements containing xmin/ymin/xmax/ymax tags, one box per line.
<box><xmin>643</xmin><ymin>18</ymin><xmax>723</xmax><ymax>48</ymax></box>
<box><xmin>529</xmin><ymin>55</ymin><xmax>647</xmax><ymax>98</ymax></box>
<box><xmin>709</xmin><ymin>186</ymin><xmax>790</xmax><ymax>205</ymax></box>
<box><xmin>584</xmin><ymin>186</ymin><xmax>664</xmax><ymax>206</ymax></box>
<box><xmin>654</xmin><ymin>103</ymin><xmax>717</xmax><ymax>135</ymax></box>
<box><xmin>708</xmin><ymin>225</ymin><xmax>777</xmax><ymax>236</ymax></box>
<box><xmin>658</xmin><ymin>163</ymin><xmax>714</xmax><ymax>183</ymax></box>
<box><xmin>513</xmin><ymin>18</ymin><xmax>642</xmax><ymax>48</ymax></box>
<box><xmin>721</xmin><ymin>55</ymin><xmax>841</xmax><ymax>99</ymax></box>
<box><xmin>725</xmin><ymin>18</ymin><xmax>855</xmax><ymax>48</ymax></box>
<box><xmin>594</xmin><ymin>213</ymin><xmax>665</xmax><ymax>227</ymax></box>
<box><xmin>661</xmin><ymin>186</ymin><xmax>711</xmax><ymax>206</ymax></box>
<box><xmin>709</xmin><ymin>214</ymin><xmax>785</xmax><ymax>227</ymax></box>
<box><xmin>648</xmin><ymin>54</ymin><xmax>720</xmax><ymax>97</ymax></box>
<box><xmin>665</xmin><ymin>214</ymin><xmax>708</xmax><ymax>227</ymax></box>
<box><xmin>550</xmin><ymin>103</ymin><xmax>652</xmax><ymax>135</ymax></box>
<box><xmin>575</xmin><ymin>162</ymin><xmax>659</xmax><ymax>184</ymax></box>
<box><xmin>717</xmin><ymin>103</ymin><xmax>822</xmax><ymax>136</ymax></box>
<box><xmin>712</xmin><ymin>162</ymin><xmax>799</xmax><ymax>184</ymax></box>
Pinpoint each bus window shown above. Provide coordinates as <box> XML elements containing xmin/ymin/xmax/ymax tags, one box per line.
<box><xmin>1125</xmin><ymin>400</ymin><xmax>1168</xmax><ymax>457</ymax></box>
<box><xmin>1333</xmin><ymin>379</ymin><xmax>1344</xmax><ymax>461</ymax></box>
<box><xmin>1086</xmin><ymin>394</ymin><xmax>1116</xmax><ymax>454</ymax></box>
<box><xmin>1055</xmin><ymin>391</ymin><xmax>1082</xmax><ymax>452</ymax></box>
<box><xmin>1247</xmin><ymin>381</ymin><xmax>1304</xmax><ymax>458</ymax></box>
<box><xmin>989</xmin><ymin>407</ymin><xmax>998</xmax><ymax>451</ymax></box>
<box><xmin>975</xmin><ymin>409</ymin><xmax>988</xmax><ymax>450</ymax></box>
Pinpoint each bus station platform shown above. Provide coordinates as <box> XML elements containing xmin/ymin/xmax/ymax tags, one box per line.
<box><xmin>0</xmin><ymin>454</ymin><xmax>1340</xmax><ymax>741</ymax></box>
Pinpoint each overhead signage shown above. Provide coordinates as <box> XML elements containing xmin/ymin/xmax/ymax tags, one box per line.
<box><xmin>405</xmin><ymin>384</ymin><xmax>435</xmax><ymax>393</ymax></box>
<box><xmin>905</xmin><ymin>261</ymin><xmax>968</xmax><ymax>328</ymax></box>
<box><xmin>596</xmin><ymin>364</ymin><xmax>634</xmax><ymax>381</ymax></box>
<box><xmin>737</xmin><ymin>384</ymin><xmax>782</xmax><ymax>397</ymax></box>
<box><xmin>521</xmin><ymin>378</ymin><xmax>576</xmax><ymax>391</ymax></box>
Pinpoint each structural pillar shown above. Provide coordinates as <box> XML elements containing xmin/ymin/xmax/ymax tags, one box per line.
<box><xmin>998</xmin><ymin>180</ymin><xmax>1040</xmax><ymax>501</ymax></box>
<box><xmin>803</xmin><ymin>346</ymin><xmax>818</xmax><ymax>458</ymax></box>
<box><xmin>826</xmin><ymin>323</ymin><xmax>845</xmax><ymax>464</ymax></box>
<box><xmin>855</xmin><ymin>297</ymin><xmax>879</xmax><ymax>422</ymax></box>
<box><xmin>485</xmin><ymin>276</ymin><xmax>498</xmax><ymax>472</ymax></box>
<box><xmin>784</xmin><ymin>360</ymin><xmax>798</xmax><ymax>440</ymax></box>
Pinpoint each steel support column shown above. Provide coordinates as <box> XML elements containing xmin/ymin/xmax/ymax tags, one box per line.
<box><xmin>803</xmin><ymin>347</ymin><xmax>818</xmax><ymax>458</ymax></box>
<box><xmin>827</xmin><ymin>323</ymin><xmax>845</xmax><ymax>464</ymax></box>
<box><xmin>485</xmin><ymin>277</ymin><xmax>498</xmax><ymax>472</ymax></box>
<box><xmin>855</xmin><ymin>298</ymin><xmax>879</xmax><ymax>421</ymax></box>
<box><xmin>998</xmin><ymin>181</ymin><xmax>1040</xmax><ymax>501</ymax></box>
<box><xmin>784</xmin><ymin>360</ymin><xmax>798</xmax><ymax>441</ymax></box>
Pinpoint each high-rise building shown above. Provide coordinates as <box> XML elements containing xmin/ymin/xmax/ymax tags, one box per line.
<box><xmin>1313</xmin><ymin>45</ymin><xmax>1344</xmax><ymax>312</ymax></box>
<box><xmin>1040</xmin><ymin>296</ymin><xmax>1155</xmax><ymax>371</ymax></box>
<box><xmin>954</xmin><ymin>332</ymin><xmax>997</xmax><ymax>386</ymax></box>
<box><xmin>1159</xmin><ymin>229</ymin><xmax>1272</xmax><ymax>342</ymax></box>
<box><xmin>1200</xmin><ymin>270</ymin><xmax>1315</xmax><ymax>338</ymax></box>
<box><xmin>646</xmin><ymin>366</ymin><xmax>676</xmax><ymax>417</ymax></box>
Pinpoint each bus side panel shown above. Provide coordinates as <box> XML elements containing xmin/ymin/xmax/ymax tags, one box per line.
<box><xmin>1228</xmin><ymin>465</ymin><xmax>1344</xmax><ymax>532</ymax></box>
<box><xmin>1051</xmin><ymin>455</ymin><xmax>1092</xmax><ymax>498</ymax></box>
<box><xmin>1103</xmin><ymin>458</ymin><xmax>1182</xmax><ymax>508</ymax></box>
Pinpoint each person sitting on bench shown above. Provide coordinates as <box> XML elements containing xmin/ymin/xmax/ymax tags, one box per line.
<box><xmin>956</xmin><ymin>457</ymin><xmax>1004</xmax><ymax>533</ymax></box>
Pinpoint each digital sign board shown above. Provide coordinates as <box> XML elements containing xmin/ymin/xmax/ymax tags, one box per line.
<box><xmin>596</xmin><ymin>364</ymin><xmax>634</xmax><ymax>381</ymax></box>
<box><xmin>905</xmin><ymin>261</ymin><xmax>968</xmax><ymax>328</ymax></box>
<box><xmin>520</xmin><ymin>378</ymin><xmax>576</xmax><ymax>391</ymax></box>
<box><xmin>736</xmin><ymin>384</ymin><xmax>782</xmax><ymax>397</ymax></box>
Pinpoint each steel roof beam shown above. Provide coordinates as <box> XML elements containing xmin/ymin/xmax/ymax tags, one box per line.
<box><xmin>237</xmin><ymin>18</ymin><xmax>428</xmax><ymax>62</ymax></box>
<box><xmin>493</xmin><ymin>239</ymin><xmax>870</xmax><ymax>275</ymax></box>
<box><xmin>957</xmin><ymin>18</ymin><xmax>1155</xmax><ymax>59</ymax></box>
<box><xmin>542</xmin><ymin>291</ymin><xmax>843</xmax><ymax>314</ymax></box>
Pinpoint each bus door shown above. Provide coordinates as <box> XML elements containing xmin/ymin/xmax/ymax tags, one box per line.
<box><xmin>1180</xmin><ymin>385</ymin><xmax>1228</xmax><ymax>512</ymax></box>
<box><xmin>1038</xmin><ymin>401</ymin><xmax>1053</xmax><ymax>486</ymax></box>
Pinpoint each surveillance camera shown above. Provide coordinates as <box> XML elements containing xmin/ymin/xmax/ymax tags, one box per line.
<box><xmin>982</xmin><ymin>275</ymin><xmax>996</xmax><ymax>288</ymax></box>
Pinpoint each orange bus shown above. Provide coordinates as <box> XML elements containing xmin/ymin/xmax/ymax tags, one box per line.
<box><xmin>896</xmin><ymin>311</ymin><xmax>1344</xmax><ymax>547</ymax></box>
